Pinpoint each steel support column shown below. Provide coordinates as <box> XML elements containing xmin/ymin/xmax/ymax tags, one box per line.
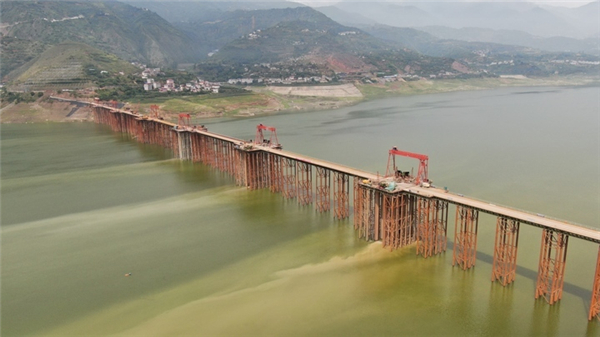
<box><xmin>296</xmin><ymin>161</ymin><xmax>313</xmax><ymax>206</ymax></box>
<box><xmin>245</xmin><ymin>151</ymin><xmax>266</xmax><ymax>190</ymax></box>
<box><xmin>453</xmin><ymin>206</ymin><xmax>479</xmax><ymax>270</ymax></box>
<box><xmin>177</xmin><ymin>131</ymin><xmax>192</xmax><ymax>160</ymax></box>
<box><xmin>215</xmin><ymin>139</ymin><xmax>226</xmax><ymax>172</ymax></box>
<box><xmin>221</xmin><ymin>140</ymin><xmax>236</xmax><ymax>177</ymax></box>
<box><xmin>333</xmin><ymin>171</ymin><xmax>350</xmax><ymax>219</ymax></box>
<box><xmin>282</xmin><ymin>157</ymin><xmax>297</xmax><ymax>199</ymax></box>
<box><xmin>381</xmin><ymin>193</ymin><xmax>401</xmax><ymax>250</ymax></box>
<box><xmin>354</xmin><ymin>182</ymin><xmax>378</xmax><ymax>240</ymax></box>
<box><xmin>416</xmin><ymin>198</ymin><xmax>448</xmax><ymax>258</ymax></box>
<box><xmin>589</xmin><ymin>246</ymin><xmax>600</xmax><ymax>321</ymax></box>
<box><xmin>535</xmin><ymin>229</ymin><xmax>568</xmax><ymax>304</ymax></box>
<box><xmin>268</xmin><ymin>153</ymin><xmax>283</xmax><ymax>193</ymax></box>
<box><xmin>316</xmin><ymin>167</ymin><xmax>331</xmax><ymax>212</ymax></box>
<box><xmin>354</xmin><ymin>180</ymin><xmax>367</xmax><ymax>236</ymax></box>
<box><xmin>491</xmin><ymin>217</ymin><xmax>520</xmax><ymax>286</ymax></box>
<box><xmin>398</xmin><ymin>193</ymin><xmax>417</xmax><ymax>248</ymax></box>
<box><xmin>234</xmin><ymin>149</ymin><xmax>247</xmax><ymax>187</ymax></box>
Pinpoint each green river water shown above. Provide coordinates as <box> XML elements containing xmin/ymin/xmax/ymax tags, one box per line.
<box><xmin>2</xmin><ymin>85</ymin><xmax>599</xmax><ymax>336</ymax></box>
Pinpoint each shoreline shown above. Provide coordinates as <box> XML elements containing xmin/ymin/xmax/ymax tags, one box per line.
<box><xmin>1</xmin><ymin>75</ymin><xmax>598</xmax><ymax>124</ymax></box>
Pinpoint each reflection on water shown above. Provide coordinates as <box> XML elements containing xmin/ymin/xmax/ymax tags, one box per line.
<box><xmin>2</xmin><ymin>86</ymin><xmax>599</xmax><ymax>336</ymax></box>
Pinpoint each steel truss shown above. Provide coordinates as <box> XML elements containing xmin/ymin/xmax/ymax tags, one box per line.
<box><xmin>535</xmin><ymin>229</ymin><xmax>569</xmax><ymax>304</ymax></box>
<box><xmin>491</xmin><ymin>217</ymin><xmax>520</xmax><ymax>286</ymax></box>
<box><xmin>453</xmin><ymin>206</ymin><xmax>479</xmax><ymax>270</ymax></box>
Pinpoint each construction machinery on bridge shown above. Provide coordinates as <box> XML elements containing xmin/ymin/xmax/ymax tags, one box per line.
<box><xmin>255</xmin><ymin>123</ymin><xmax>282</xmax><ymax>149</ymax></box>
<box><xmin>385</xmin><ymin>146</ymin><xmax>430</xmax><ymax>186</ymax></box>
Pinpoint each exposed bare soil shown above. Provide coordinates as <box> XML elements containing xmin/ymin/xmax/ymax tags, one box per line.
<box><xmin>1</xmin><ymin>98</ymin><xmax>93</xmax><ymax>123</ymax></box>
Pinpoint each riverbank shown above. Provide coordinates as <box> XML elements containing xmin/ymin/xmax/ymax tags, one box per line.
<box><xmin>1</xmin><ymin>75</ymin><xmax>598</xmax><ymax>124</ymax></box>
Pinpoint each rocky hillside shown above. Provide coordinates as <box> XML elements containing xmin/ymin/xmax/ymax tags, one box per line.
<box><xmin>194</xmin><ymin>8</ymin><xmax>462</xmax><ymax>81</ymax></box>
<box><xmin>7</xmin><ymin>42</ymin><xmax>139</xmax><ymax>91</ymax></box>
<box><xmin>0</xmin><ymin>1</ymin><xmax>200</xmax><ymax>78</ymax></box>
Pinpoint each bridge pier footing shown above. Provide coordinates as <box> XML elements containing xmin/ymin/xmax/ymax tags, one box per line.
<box><xmin>491</xmin><ymin>217</ymin><xmax>520</xmax><ymax>286</ymax></box>
<box><xmin>535</xmin><ymin>229</ymin><xmax>568</xmax><ymax>304</ymax></box>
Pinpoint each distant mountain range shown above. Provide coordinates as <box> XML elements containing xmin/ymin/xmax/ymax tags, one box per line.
<box><xmin>419</xmin><ymin>26</ymin><xmax>598</xmax><ymax>56</ymax></box>
<box><xmin>173</xmin><ymin>6</ymin><xmax>338</xmax><ymax>61</ymax></box>
<box><xmin>1</xmin><ymin>0</ymin><xmax>598</xmax><ymax>87</ymax></box>
<box><xmin>186</xmin><ymin>7</ymin><xmax>464</xmax><ymax>81</ymax></box>
<box><xmin>316</xmin><ymin>1</ymin><xmax>599</xmax><ymax>39</ymax></box>
<box><xmin>121</xmin><ymin>1</ymin><xmax>306</xmax><ymax>24</ymax></box>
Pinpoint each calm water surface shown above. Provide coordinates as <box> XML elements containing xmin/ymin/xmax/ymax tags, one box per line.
<box><xmin>2</xmin><ymin>86</ymin><xmax>599</xmax><ymax>336</ymax></box>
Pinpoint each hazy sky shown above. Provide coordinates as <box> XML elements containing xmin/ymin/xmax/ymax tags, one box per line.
<box><xmin>295</xmin><ymin>0</ymin><xmax>596</xmax><ymax>8</ymax></box>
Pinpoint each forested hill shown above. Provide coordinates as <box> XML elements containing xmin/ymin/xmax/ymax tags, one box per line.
<box><xmin>188</xmin><ymin>7</ymin><xmax>461</xmax><ymax>81</ymax></box>
<box><xmin>0</xmin><ymin>1</ymin><xmax>200</xmax><ymax>77</ymax></box>
<box><xmin>174</xmin><ymin>6</ymin><xmax>340</xmax><ymax>60</ymax></box>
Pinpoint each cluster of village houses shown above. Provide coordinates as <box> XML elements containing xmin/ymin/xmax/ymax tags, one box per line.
<box><xmin>135</xmin><ymin>64</ymin><xmax>220</xmax><ymax>93</ymax></box>
<box><xmin>142</xmin><ymin>78</ymin><xmax>220</xmax><ymax>93</ymax></box>
<box><xmin>227</xmin><ymin>76</ymin><xmax>332</xmax><ymax>85</ymax></box>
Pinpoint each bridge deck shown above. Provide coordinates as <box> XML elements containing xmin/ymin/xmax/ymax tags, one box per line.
<box><xmin>407</xmin><ymin>186</ymin><xmax>600</xmax><ymax>243</ymax></box>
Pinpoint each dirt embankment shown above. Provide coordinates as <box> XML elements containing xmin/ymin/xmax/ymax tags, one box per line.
<box><xmin>0</xmin><ymin>98</ymin><xmax>93</xmax><ymax>123</ymax></box>
<box><xmin>267</xmin><ymin>83</ymin><xmax>363</xmax><ymax>98</ymax></box>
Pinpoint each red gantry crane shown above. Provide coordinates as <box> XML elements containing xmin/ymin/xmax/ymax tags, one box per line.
<box><xmin>178</xmin><ymin>113</ymin><xmax>191</xmax><ymax>128</ymax></box>
<box><xmin>254</xmin><ymin>124</ymin><xmax>282</xmax><ymax>149</ymax></box>
<box><xmin>149</xmin><ymin>104</ymin><xmax>160</xmax><ymax>119</ymax></box>
<box><xmin>385</xmin><ymin>146</ymin><xmax>429</xmax><ymax>185</ymax></box>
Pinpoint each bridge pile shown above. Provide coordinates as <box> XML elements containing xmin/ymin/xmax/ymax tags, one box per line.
<box><xmin>90</xmin><ymin>102</ymin><xmax>600</xmax><ymax>323</ymax></box>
